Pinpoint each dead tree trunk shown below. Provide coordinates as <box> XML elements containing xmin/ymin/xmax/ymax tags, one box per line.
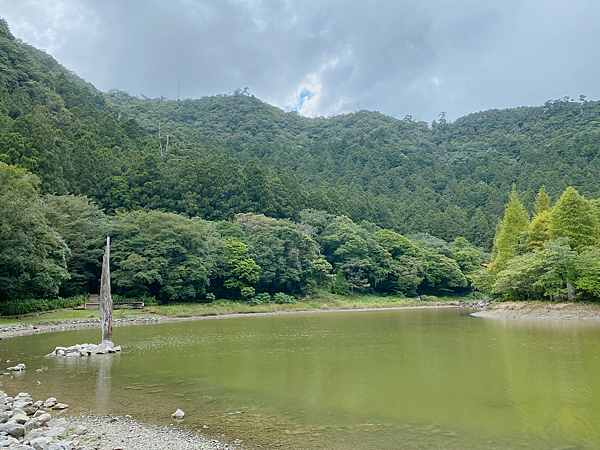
<box><xmin>100</xmin><ymin>236</ymin><xmax>113</xmax><ymax>345</ymax></box>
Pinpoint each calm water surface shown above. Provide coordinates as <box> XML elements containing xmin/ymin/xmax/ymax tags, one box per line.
<box><xmin>1</xmin><ymin>308</ymin><xmax>599</xmax><ymax>449</ymax></box>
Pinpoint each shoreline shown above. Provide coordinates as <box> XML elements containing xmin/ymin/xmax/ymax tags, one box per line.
<box><xmin>471</xmin><ymin>301</ymin><xmax>600</xmax><ymax>320</ymax></box>
<box><xmin>0</xmin><ymin>304</ymin><xmax>458</xmax><ymax>341</ymax></box>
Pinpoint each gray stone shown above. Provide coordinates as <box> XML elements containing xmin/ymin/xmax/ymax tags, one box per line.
<box><xmin>46</xmin><ymin>443</ymin><xmax>69</xmax><ymax>450</ymax></box>
<box><xmin>23</xmin><ymin>418</ymin><xmax>40</xmax><ymax>431</ymax></box>
<box><xmin>23</xmin><ymin>429</ymin><xmax>45</xmax><ymax>441</ymax></box>
<box><xmin>0</xmin><ymin>423</ymin><xmax>25</xmax><ymax>437</ymax></box>
<box><xmin>51</xmin><ymin>403</ymin><xmax>68</xmax><ymax>410</ymax></box>
<box><xmin>0</xmin><ymin>437</ymin><xmax>19</xmax><ymax>447</ymax></box>
<box><xmin>46</xmin><ymin>418</ymin><xmax>66</xmax><ymax>429</ymax></box>
<box><xmin>34</xmin><ymin>414</ymin><xmax>50</xmax><ymax>425</ymax></box>
<box><xmin>0</xmin><ymin>413</ymin><xmax>9</xmax><ymax>424</ymax></box>
<box><xmin>46</xmin><ymin>426</ymin><xmax>67</xmax><ymax>438</ymax></box>
<box><xmin>73</xmin><ymin>425</ymin><xmax>87</xmax><ymax>435</ymax></box>
<box><xmin>171</xmin><ymin>409</ymin><xmax>185</xmax><ymax>420</ymax></box>
<box><xmin>29</xmin><ymin>437</ymin><xmax>52</xmax><ymax>450</ymax></box>
<box><xmin>31</xmin><ymin>402</ymin><xmax>42</xmax><ymax>410</ymax></box>
<box><xmin>42</xmin><ymin>398</ymin><xmax>56</xmax><ymax>409</ymax></box>
<box><xmin>10</xmin><ymin>414</ymin><xmax>27</xmax><ymax>424</ymax></box>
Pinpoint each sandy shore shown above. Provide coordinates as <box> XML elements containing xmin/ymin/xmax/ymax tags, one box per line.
<box><xmin>0</xmin><ymin>304</ymin><xmax>456</xmax><ymax>341</ymax></box>
<box><xmin>472</xmin><ymin>301</ymin><xmax>600</xmax><ymax>320</ymax></box>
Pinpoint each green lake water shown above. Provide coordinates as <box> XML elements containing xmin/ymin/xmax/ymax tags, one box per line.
<box><xmin>1</xmin><ymin>308</ymin><xmax>599</xmax><ymax>449</ymax></box>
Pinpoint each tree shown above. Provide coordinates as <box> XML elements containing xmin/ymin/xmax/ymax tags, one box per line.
<box><xmin>492</xmin><ymin>186</ymin><xmax>530</xmax><ymax>270</ymax></box>
<box><xmin>526</xmin><ymin>210</ymin><xmax>551</xmax><ymax>250</ymax></box>
<box><xmin>41</xmin><ymin>194</ymin><xmax>108</xmax><ymax>296</ymax></box>
<box><xmin>548</xmin><ymin>187</ymin><xmax>597</xmax><ymax>251</ymax></box>
<box><xmin>534</xmin><ymin>186</ymin><xmax>551</xmax><ymax>215</ymax></box>
<box><xmin>223</xmin><ymin>238</ymin><xmax>261</xmax><ymax>294</ymax></box>
<box><xmin>110</xmin><ymin>211</ymin><xmax>219</xmax><ymax>301</ymax></box>
<box><xmin>0</xmin><ymin>163</ymin><xmax>69</xmax><ymax>301</ymax></box>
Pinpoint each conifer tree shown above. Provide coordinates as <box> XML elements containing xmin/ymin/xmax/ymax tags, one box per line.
<box><xmin>492</xmin><ymin>185</ymin><xmax>530</xmax><ymax>270</ymax></box>
<box><xmin>526</xmin><ymin>187</ymin><xmax>552</xmax><ymax>250</ymax></box>
<box><xmin>526</xmin><ymin>210</ymin><xmax>551</xmax><ymax>250</ymax></box>
<box><xmin>534</xmin><ymin>186</ymin><xmax>551</xmax><ymax>215</ymax></box>
<box><xmin>548</xmin><ymin>187</ymin><xmax>598</xmax><ymax>251</ymax></box>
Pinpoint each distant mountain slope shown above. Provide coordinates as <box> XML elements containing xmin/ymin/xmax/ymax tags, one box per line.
<box><xmin>2</xmin><ymin>17</ymin><xmax>599</xmax><ymax>250</ymax></box>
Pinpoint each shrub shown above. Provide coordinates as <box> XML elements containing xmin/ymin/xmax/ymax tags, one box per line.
<box><xmin>0</xmin><ymin>295</ymin><xmax>86</xmax><ymax>316</ymax></box>
<box><xmin>249</xmin><ymin>292</ymin><xmax>271</xmax><ymax>305</ymax></box>
<box><xmin>273</xmin><ymin>292</ymin><xmax>296</xmax><ymax>304</ymax></box>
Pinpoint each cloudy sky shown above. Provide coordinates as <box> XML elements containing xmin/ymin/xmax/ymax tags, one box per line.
<box><xmin>1</xmin><ymin>0</ymin><xmax>599</xmax><ymax>122</ymax></box>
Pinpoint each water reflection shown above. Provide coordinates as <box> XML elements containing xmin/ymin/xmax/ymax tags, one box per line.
<box><xmin>0</xmin><ymin>310</ymin><xmax>598</xmax><ymax>450</ymax></box>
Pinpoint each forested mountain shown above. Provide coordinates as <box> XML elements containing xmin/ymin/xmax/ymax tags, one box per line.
<box><xmin>106</xmin><ymin>89</ymin><xmax>600</xmax><ymax>250</ymax></box>
<box><xmin>2</xmin><ymin>17</ymin><xmax>600</xmax><ymax>307</ymax></box>
<box><xmin>2</xmin><ymin>17</ymin><xmax>599</xmax><ymax>251</ymax></box>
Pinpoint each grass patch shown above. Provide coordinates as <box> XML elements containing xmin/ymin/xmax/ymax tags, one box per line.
<box><xmin>0</xmin><ymin>292</ymin><xmax>468</xmax><ymax>327</ymax></box>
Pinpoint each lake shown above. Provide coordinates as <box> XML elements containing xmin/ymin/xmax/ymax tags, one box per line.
<box><xmin>1</xmin><ymin>308</ymin><xmax>599</xmax><ymax>449</ymax></box>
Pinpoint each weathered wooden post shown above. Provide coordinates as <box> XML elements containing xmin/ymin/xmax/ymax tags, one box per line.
<box><xmin>100</xmin><ymin>236</ymin><xmax>113</xmax><ymax>345</ymax></box>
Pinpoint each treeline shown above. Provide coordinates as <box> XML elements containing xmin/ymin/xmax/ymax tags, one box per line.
<box><xmin>1</xmin><ymin>162</ymin><xmax>488</xmax><ymax>307</ymax></box>
<box><xmin>475</xmin><ymin>186</ymin><xmax>600</xmax><ymax>301</ymax></box>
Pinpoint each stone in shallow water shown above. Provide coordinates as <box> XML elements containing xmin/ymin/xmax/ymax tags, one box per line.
<box><xmin>171</xmin><ymin>409</ymin><xmax>185</xmax><ymax>420</ymax></box>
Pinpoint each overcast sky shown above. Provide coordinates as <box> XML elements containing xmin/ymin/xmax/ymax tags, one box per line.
<box><xmin>1</xmin><ymin>0</ymin><xmax>599</xmax><ymax>122</ymax></box>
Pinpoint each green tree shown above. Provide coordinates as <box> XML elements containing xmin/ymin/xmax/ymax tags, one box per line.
<box><xmin>0</xmin><ymin>163</ymin><xmax>69</xmax><ymax>301</ymax></box>
<box><xmin>492</xmin><ymin>186</ymin><xmax>530</xmax><ymax>270</ymax></box>
<box><xmin>526</xmin><ymin>210</ymin><xmax>551</xmax><ymax>250</ymax></box>
<box><xmin>223</xmin><ymin>238</ymin><xmax>261</xmax><ymax>293</ymax></box>
<box><xmin>110</xmin><ymin>211</ymin><xmax>220</xmax><ymax>301</ymax></box>
<box><xmin>534</xmin><ymin>186</ymin><xmax>551</xmax><ymax>214</ymax></box>
<box><xmin>548</xmin><ymin>187</ymin><xmax>598</xmax><ymax>251</ymax></box>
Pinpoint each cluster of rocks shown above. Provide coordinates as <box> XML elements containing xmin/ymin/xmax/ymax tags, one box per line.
<box><xmin>450</xmin><ymin>298</ymin><xmax>493</xmax><ymax>308</ymax></box>
<box><xmin>45</xmin><ymin>343</ymin><xmax>121</xmax><ymax>358</ymax></box>
<box><xmin>0</xmin><ymin>390</ymin><xmax>85</xmax><ymax>449</ymax></box>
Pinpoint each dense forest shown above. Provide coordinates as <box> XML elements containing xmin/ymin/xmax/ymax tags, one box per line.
<box><xmin>1</xmin><ymin>18</ymin><xmax>599</xmax><ymax>310</ymax></box>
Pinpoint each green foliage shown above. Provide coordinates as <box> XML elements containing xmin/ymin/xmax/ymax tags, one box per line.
<box><xmin>333</xmin><ymin>271</ymin><xmax>350</xmax><ymax>295</ymax></box>
<box><xmin>273</xmin><ymin>292</ymin><xmax>296</xmax><ymax>304</ymax></box>
<box><xmin>534</xmin><ymin>186</ymin><xmax>551</xmax><ymax>215</ymax></box>
<box><xmin>0</xmin><ymin>295</ymin><xmax>85</xmax><ymax>316</ymax></box>
<box><xmin>109</xmin><ymin>210</ymin><xmax>220</xmax><ymax>301</ymax></box>
<box><xmin>492</xmin><ymin>186</ymin><xmax>530</xmax><ymax>270</ymax></box>
<box><xmin>548</xmin><ymin>187</ymin><xmax>598</xmax><ymax>251</ymax></box>
<box><xmin>575</xmin><ymin>248</ymin><xmax>600</xmax><ymax>297</ymax></box>
<box><xmin>223</xmin><ymin>238</ymin><xmax>261</xmax><ymax>291</ymax></box>
<box><xmin>0</xmin><ymin>163</ymin><xmax>69</xmax><ymax>302</ymax></box>
<box><xmin>249</xmin><ymin>292</ymin><xmax>272</xmax><ymax>305</ymax></box>
<box><xmin>526</xmin><ymin>210</ymin><xmax>551</xmax><ymax>250</ymax></box>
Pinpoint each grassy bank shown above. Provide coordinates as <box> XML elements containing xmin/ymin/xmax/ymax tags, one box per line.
<box><xmin>0</xmin><ymin>292</ymin><xmax>468</xmax><ymax>326</ymax></box>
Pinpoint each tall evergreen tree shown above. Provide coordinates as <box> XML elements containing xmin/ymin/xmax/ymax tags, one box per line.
<box><xmin>492</xmin><ymin>185</ymin><xmax>530</xmax><ymax>270</ymax></box>
<box><xmin>534</xmin><ymin>186</ymin><xmax>551</xmax><ymax>215</ymax></box>
<box><xmin>548</xmin><ymin>187</ymin><xmax>598</xmax><ymax>251</ymax></box>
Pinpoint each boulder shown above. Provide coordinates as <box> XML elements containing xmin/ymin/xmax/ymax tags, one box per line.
<box><xmin>0</xmin><ymin>422</ymin><xmax>25</xmax><ymax>437</ymax></box>
<box><xmin>51</xmin><ymin>403</ymin><xmax>68</xmax><ymax>410</ymax></box>
<box><xmin>73</xmin><ymin>425</ymin><xmax>87</xmax><ymax>435</ymax></box>
<box><xmin>29</xmin><ymin>436</ymin><xmax>52</xmax><ymax>450</ymax></box>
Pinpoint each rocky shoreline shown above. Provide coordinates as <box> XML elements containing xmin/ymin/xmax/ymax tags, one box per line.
<box><xmin>472</xmin><ymin>301</ymin><xmax>600</xmax><ymax>320</ymax></box>
<box><xmin>0</xmin><ymin>390</ymin><xmax>231</xmax><ymax>449</ymax></box>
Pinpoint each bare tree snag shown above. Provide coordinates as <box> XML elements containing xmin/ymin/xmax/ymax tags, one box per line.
<box><xmin>100</xmin><ymin>236</ymin><xmax>113</xmax><ymax>345</ymax></box>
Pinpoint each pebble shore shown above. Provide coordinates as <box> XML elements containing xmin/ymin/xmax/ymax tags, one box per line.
<box><xmin>0</xmin><ymin>390</ymin><xmax>232</xmax><ymax>450</ymax></box>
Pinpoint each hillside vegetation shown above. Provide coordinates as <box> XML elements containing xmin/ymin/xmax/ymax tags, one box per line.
<box><xmin>1</xmin><ymin>18</ymin><xmax>599</xmax><ymax>309</ymax></box>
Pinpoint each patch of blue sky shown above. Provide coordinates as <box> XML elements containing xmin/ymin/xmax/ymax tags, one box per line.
<box><xmin>285</xmin><ymin>88</ymin><xmax>312</xmax><ymax>112</ymax></box>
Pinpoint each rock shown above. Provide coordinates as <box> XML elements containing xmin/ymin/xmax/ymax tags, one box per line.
<box><xmin>23</xmin><ymin>417</ymin><xmax>40</xmax><ymax>431</ymax></box>
<box><xmin>32</xmin><ymin>402</ymin><xmax>42</xmax><ymax>410</ymax></box>
<box><xmin>34</xmin><ymin>414</ymin><xmax>50</xmax><ymax>425</ymax></box>
<box><xmin>46</xmin><ymin>418</ymin><xmax>66</xmax><ymax>429</ymax></box>
<box><xmin>0</xmin><ymin>413</ymin><xmax>9</xmax><ymax>424</ymax></box>
<box><xmin>23</xmin><ymin>429</ymin><xmax>45</xmax><ymax>441</ymax></box>
<box><xmin>10</xmin><ymin>414</ymin><xmax>28</xmax><ymax>424</ymax></box>
<box><xmin>42</xmin><ymin>398</ymin><xmax>56</xmax><ymax>409</ymax></box>
<box><xmin>46</xmin><ymin>426</ymin><xmax>67</xmax><ymax>438</ymax></box>
<box><xmin>51</xmin><ymin>403</ymin><xmax>68</xmax><ymax>410</ymax></box>
<box><xmin>46</xmin><ymin>443</ymin><xmax>70</xmax><ymax>450</ymax></box>
<box><xmin>171</xmin><ymin>409</ymin><xmax>185</xmax><ymax>420</ymax></box>
<box><xmin>0</xmin><ymin>422</ymin><xmax>25</xmax><ymax>437</ymax></box>
<box><xmin>73</xmin><ymin>425</ymin><xmax>87</xmax><ymax>435</ymax></box>
<box><xmin>0</xmin><ymin>437</ymin><xmax>19</xmax><ymax>446</ymax></box>
<box><xmin>29</xmin><ymin>436</ymin><xmax>52</xmax><ymax>450</ymax></box>
<box><xmin>113</xmin><ymin>345</ymin><xmax>122</xmax><ymax>352</ymax></box>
